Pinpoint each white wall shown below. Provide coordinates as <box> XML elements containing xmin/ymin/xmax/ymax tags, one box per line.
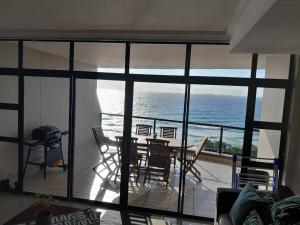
<box><xmin>257</xmin><ymin>54</ymin><xmax>289</xmax><ymax>158</ymax></box>
<box><xmin>75</xmin><ymin>79</ymin><xmax>101</xmax><ymax>147</ymax></box>
<box><xmin>283</xmin><ymin>55</ymin><xmax>300</xmax><ymax>194</ymax></box>
<box><xmin>0</xmin><ymin>43</ymin><xmax>100</xmax><ymax>184</ymax></box>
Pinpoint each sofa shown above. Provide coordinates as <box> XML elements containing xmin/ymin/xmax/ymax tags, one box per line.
<box><xmin>216</xmin><ymin>186</ymin><xmax>295</xmax><ymax>225</ymax></box>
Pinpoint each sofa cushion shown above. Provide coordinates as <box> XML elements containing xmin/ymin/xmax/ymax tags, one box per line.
<box><xmin>219</xmin><ymin>213</ymin><xmax>233</xmax><ymax>225</ymax></box>
<box><xmin>243</xmin><ymin>210</ymin><xmax>263</xmax><ymax>225</ymax></box>
<box><xmin>271</xmin><ymin>195</ymin><xmax>300</xmax><ymax>225</ymax></box>
<box><xmin>229</xmin><ymin>183</ymin><xmax>264</xmax><ymax>225</ymax></box>
<box><xmin>274</xmin><ymin>186</ymin><xmax>295</xmax><ymax>202</ymax></box>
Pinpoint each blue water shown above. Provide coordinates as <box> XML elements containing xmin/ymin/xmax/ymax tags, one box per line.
<box><xmin>99</xmin><ymin>89</ymin><xmax>261</xmax><ymax>149</ymax></box>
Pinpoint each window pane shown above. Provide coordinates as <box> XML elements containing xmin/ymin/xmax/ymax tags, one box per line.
<box><xmin>0</xmin><ymin>109</ymin><xmax>18</xmax><ymax>137</ymax></box>
<box><xmin>74</xmin><ymin>79</ymin><xmax>125</xmax><ymax>204</ymax></box>
<box><xmin>0</xmin><ymin>75</ymin><xmax>18</xmax><ymax>103</ymax></box>
<box><xmin>190</xmin><ymin>45</ymin><xmax>252</xmax><ymax>77</ymax></box>
<box><xmin>257</xmin><ymin>54</ymin><xmax>290</xmax><ymax>79</ymax></box>
<box><xmin>74</xmin><ymin>43</ymin><xmax>125</xmax><ymax>73</ymax></box>
<box><xmin>130</xmin><ymin>44</ymin><xmax>186</xmax><ymax>75</ymax></box>
<box><xmin>23</xmin><ymin>77</ymin><xmax>69</xmax><ymax>197</ymax></box>
<box><xmin>129</xmin><ymin>82</ymin><xmax>185</xmax><ymax>211</ymax></box>
<box><xmin>184</xmin><ymin>85</ymin><xmax>247</xmax><ymax>217</ymax></box>
<box><xmin>252</xmin><ymin>129</ymin><xmax>281</xmax><ymax>158</ymax></box>
<box><xmin>188</xmin><ymin>85</ymin><xmax>247</xmax><ymax>154</ymax></box>
<box><xmin>255</xmin><ymin>88</ymin><xmax>285</xmax><ymax>123</ymax></box>
<box><xmin>0</xmin><ymin>41</ymin><xmax>18</xmax><ymax>68</ymax></box>
<box><xmin>24</xmin><ymin>42</ymin><xmax>69</xmax><ymax>70</ymax></box>
<box><xmin>0</xmin><ymin>142</ymin><xmax>18</xmax><ymax>187</ymax></box>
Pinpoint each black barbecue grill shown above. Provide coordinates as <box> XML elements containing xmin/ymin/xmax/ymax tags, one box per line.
<box><xmin>23</xmin><ymin>125</ymin><xmax>68</xmax><ymax>179</ymax></box>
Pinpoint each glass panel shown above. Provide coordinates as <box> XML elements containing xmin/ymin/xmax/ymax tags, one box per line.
<box><xmin>0</xmin><ymin>142</ymin><xmax>18</xmax><ymax>187</ymax></box>
<box><xmin>74</xmin><ymin>43</ymin><xmax>126</xmax><ymax>73</ymax></box>
<box><xmin>190</xmin><ymin>45</ymin><xmax>252</xmax><ymax>77</ymax></box>
<box><xmin>184</xmin><ymin>85</ymin><xmax>247</xmax><ymax>218</ymax></box>
<box><xmin>130</xmin><ymin>44</ymin><xmax>186</xmax><ymax>75</ymax></box>
<box><xmin>23</xmin><ymin>42</ymin><xmax>69</xmax><ymax>70</ymax></box>
<box><xmin>129</xmin><ymin>82</ymin><xmax>185</xmax><ymax>211</ymax></box>
<box><xmin>0</xmin><ymin>109</ymin><xmax>18</xmax><ymax>137</ymax></box>
<box><xmin>74</xmin><ymin>79</ymin><xmax>125</xmax><ymax>204</ymax></box>
<box><xmin>257</xmin><ymin>54</ymin><xmax>290</xmax><ymax>79</ymax></box>
<box><xmin>252</xmin><ymin>129</ymin><xmax>281</xmax><ymax>158</ymax></box>
<box><xmin>0</xmin><ymin>41</ymin><xmax>18</xmax><ymax>68</ymax></box>
<box><xmin>0</xmin><ymin>75</ymin><xmax>18</xmax><ymax>103</ymax></box>
<box><xmin>255</xmin><ymin>88</ymin><xmax>285</xmax><ymax>123</ymax></box>
<box><xmin>23</xmin><ymin>77</ymin><xmax>69</xmax><ymax>197</ymax></box>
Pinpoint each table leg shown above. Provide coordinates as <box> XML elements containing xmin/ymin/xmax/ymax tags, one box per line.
<box><xmin>22</xmin><ymin>146</ymin><xmax>32</xmax><ymax>179</ymax></box>
<box><xmin>44</xmin><ymin>145</ymin><xmax>47</xmax><ymax>179</ymax></box>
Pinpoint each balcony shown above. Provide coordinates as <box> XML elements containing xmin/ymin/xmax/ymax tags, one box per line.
<box><xmin>23</xmin><ymin>112</ymin><xmax>253</xmax><ymax>218</ymax></box>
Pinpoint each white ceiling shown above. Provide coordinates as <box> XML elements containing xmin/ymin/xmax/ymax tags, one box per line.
<box><xmin>230</xmin><ymin>0</ymin><xmax>300</xmax><ymax>53</ymax></box>
<box><xmin>1</xmin><ymin>0</ymin><xmax>300</xmax><ymax>54</ymax></box>
<box><xmin>0</xmin><ymin>0</ymin><xmax>238</xmax><ymax>40</ymax></box>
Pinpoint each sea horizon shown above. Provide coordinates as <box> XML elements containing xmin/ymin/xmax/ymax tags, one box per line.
<box><xmin>98</xmin><ymin>88</ymin><xmax>261</xmax><ymax>152</ymax></box>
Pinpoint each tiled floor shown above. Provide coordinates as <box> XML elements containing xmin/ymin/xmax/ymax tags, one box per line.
<box><xmin>23</xmin><ymin>141</ymin><xmax>232</xmax><ymax>219</ymax></box>
<box><xmin>0</xmin><ymin>192</ymin><xmax>212</xmax><ymax>225</ymax></box>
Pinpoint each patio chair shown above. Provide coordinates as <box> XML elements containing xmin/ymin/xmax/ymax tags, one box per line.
<box><xmin>135</xmin><ymin>124</ymin><xmax>152</xmax><ymax>166</ymax></box>
<box><xmin>160</xmin><ymin>126</ymin><xmax>178</xmax><ymax>169</ymax></box>
<box><xmin>144</xmin><ymin>139</ymin><xmax>171</xmax><ymax>188</ymax></box>
<box><xmin>91</xmin><ymin>126</ymin><xmax>118</xmax><ymax>172</ymax></box>
<box><xmin>232</xmin><ymin>155</ymin><xmax>279</xmax><ymax>191</ymax></box>
<box><xmin>160</xmin><ymin>126</ymin><xmax>177</xmax><ymax>138</ymax></box>
<box><xmin>135</xmin><ymin>124</ymin><xmax>152</xmax><ymax>136</ymax></box>
<box><xmin>114</xmin><ymin>137</ymin><xmax>142</xmax><ymax>184</ymax></box>
<box><xmin>177</xmin><ymin>136</ymin><xmax>208</xmax><ymax>182</ymax></box>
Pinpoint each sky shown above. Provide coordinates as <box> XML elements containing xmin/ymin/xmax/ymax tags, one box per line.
<box><xmin>97</xmin><ymin>68</ymin><xmax>265</xmax><ymax>97</ymax></box>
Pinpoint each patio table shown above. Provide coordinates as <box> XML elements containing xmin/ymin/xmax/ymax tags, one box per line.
<box><xmin>115</xmin><ymin>135</ymin><xmax>193</xmax><ymax>150</ymax></box>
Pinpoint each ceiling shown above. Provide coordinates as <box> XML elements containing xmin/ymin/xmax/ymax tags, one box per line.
<box><xmin>230</xmin><ymin>0</ymin><xmax>300</xmax><ymax>53</ymax></box>
<box><xmin>0</xmin><ymin>0</ymin><xmax>238</xmax><ymax>41</ymax></box>
<box><xmin>1</xmin><ymin>0</ymin><xmax>300</xmax><ymax>54</ymax></box>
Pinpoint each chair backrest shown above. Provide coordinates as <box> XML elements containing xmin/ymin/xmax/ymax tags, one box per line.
<box><xmin>116</xmin><ymin>137</ymin><xmax>139</xmax><ymax>165</ymax></box>
<box><xmin>136</xmin><ymin>124</ymin><xmax>152</xmax><ymax>136</ymax></box>
<box><xmin>146</xmin><ymin>139</ymin><xmax>170</xmax><ymax>168</ymax></box>
<box><xmin>92</xmin><ymin>126</ymin><xmax>106</xmax><ymax>147</ymax></box>
<box><xmin>192</xmin><ymin>136</ymin><xmax>208</xmax><ymax>162</ymax></box>
<box><xmin>160</xmin><ymin>127</ymin><xmax>177</xmax><ymax>138</ymax></box>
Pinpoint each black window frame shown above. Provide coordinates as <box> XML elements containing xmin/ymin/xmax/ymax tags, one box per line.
<box><xmin>0</xmin><ymin>39</ymin><xmax>295</xmax><ymax>222</ymax></box>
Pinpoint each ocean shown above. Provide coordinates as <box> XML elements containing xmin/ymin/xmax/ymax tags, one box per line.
<box><xmin>99</xmin><ymin>89</ymin><xmax>261</xmax><ymax>152</ymax></box>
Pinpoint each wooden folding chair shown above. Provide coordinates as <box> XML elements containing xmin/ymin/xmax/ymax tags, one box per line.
<box><xmin>160</xmin><ymin>127</ymin><xmax>177</xmax><ymax>138</ymax></box>
<box><xmin>177</xmin><ymin>136</ymin><xmax>208</xmax><ymax>182</ymax></box>
<box><xmin>115</xmin><ymin>137</ymin><xmax>142</xmax><ymax>184</ymax></box>
<box><xmin>135</xmin><ymin>124</ymin><xmax>152</xmax><ymax>136</ymax></box>
<box><xmin>160</xmin><ymin>126</ymin><xmax>178</xmax><ymax>169</ymax></box>
<box><xmin>135</xmin><ymin>124</ymin><xmax>152</xmax><ymax>167</ymax></box>
<box><xmin>91</xmin><ymin>126</ymin><xmax>118</xmax><ymax>172</ymax></box>
<box><xmin>144</xmin><ymin>139</ymin><xmax>171</xmax><ymax>188</ymax></box>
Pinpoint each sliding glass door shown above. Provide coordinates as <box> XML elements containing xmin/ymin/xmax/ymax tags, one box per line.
<box><xmin>0</xmin><ymin>40</ymin><xmax>294</xmax><ymax>221</ymax></box>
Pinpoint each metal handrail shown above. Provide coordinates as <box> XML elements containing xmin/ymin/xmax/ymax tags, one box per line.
<box><xmin>101</xmin><ymin>112</ymin><xmax>258</xmax><ymax>155</ymax></box>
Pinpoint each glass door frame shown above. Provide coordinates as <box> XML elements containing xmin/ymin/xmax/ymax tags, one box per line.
<box><xmin>0</xmin><ymin>40</ymin><xmax>295</xmax><ymax>221</ymax></box>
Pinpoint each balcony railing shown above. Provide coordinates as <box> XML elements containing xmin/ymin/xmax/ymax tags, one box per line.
<box><xmin>101</xmin><ymin>112</ymin><xmax>259</xmax><ymax>156</ymax></box>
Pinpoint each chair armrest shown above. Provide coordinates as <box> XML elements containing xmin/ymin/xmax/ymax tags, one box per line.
<box><xmin>216</xmin><ymin>188</ymin><xmax>240</xmax><ymax>220</ymax></box>
<box><xmin>186</xmin><ymin>149</ymin><xmax>196</xmax><ymax>155</ymax></box>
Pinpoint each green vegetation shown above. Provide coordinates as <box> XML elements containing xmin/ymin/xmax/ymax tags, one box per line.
<box><xmin>204</xmin><ymin>139</ymin><xmax>258</xmax><ymax>157</ymax></box>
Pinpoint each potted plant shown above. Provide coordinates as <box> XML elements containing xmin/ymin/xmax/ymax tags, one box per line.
<box><xmin>33</xmin><ymin>193</ymin><xmax>54</xmax><ymax>225</ymax></box>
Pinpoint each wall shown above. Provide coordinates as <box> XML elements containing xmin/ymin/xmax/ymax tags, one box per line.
<box><xmin>0</xmin><ymin>43</ymin><xmax>100</xmax><ymax>184</ymax></box>
<box><xmin>257</xmin><ymin>54</ymin><xmax>289</xmax><ymax>158</ymax></box>
<box><xmin>283</xmin><ymin>55</ymin><xmax>300</xmax><ymax>194</ymax></box>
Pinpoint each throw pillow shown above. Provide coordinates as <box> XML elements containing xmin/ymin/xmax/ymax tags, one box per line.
<box><xmin>229</xmin><ymin>183</ymin><xmax>263</xmax><ymax>225</ymax></box>
<box><xmin>271</xmin><ymin>195</ymin><xmax>300</xmax><ymax>225</ymax></box>
<box><xmin>256</xmin><ymin>192</ymin><xmax>275</xmax><ymax>225</ymax></box>
<box><xmin>274</xmin><ymin>186</ymin><xmax>295</xmax><ymax>202</ymax></box>
<box><xmin>243</xmin><ymin>210</ymin><xmax>264</xmax><ymax>225</ymax></box>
